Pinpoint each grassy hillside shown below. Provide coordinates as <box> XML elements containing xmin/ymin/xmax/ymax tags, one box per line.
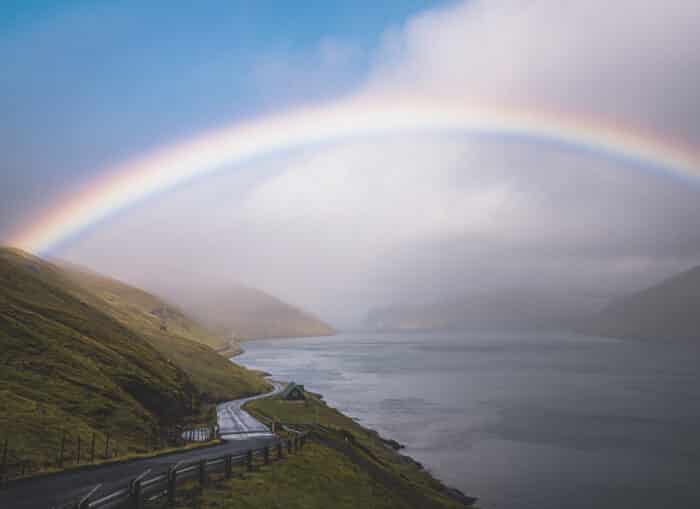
<box><xmin>0</xmin><ymin>247</ymin><xmax>267</xmax><ymax>472</ymax></box>
<box><xmin>165</xmin><ymin>283</ymin><xmax>335</xmax><ymax>340</ymax></box>
<box><xmin>578</xmin><ymin>264</ymin><xmax>700</xmax><ymax>341</ymax></box>
<box><xmin>55</xmin><ymin>261</ymin><xmax>268</xmax><ymax>400</ymax></box>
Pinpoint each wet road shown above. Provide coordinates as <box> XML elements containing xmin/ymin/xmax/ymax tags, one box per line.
<box><xmin>217</xmin><ymin>382</ymin><xmax>283</xmax><ymax>439</ymax></box>
<box><xmin>0</xmin><ymin>384</ymin><xmax>283</xmax><ymax>509</ymax></box>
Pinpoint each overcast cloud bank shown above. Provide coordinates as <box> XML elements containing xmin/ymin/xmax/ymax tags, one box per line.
<box><xmin>58</xmin><ymin>0</ymin><xmax>700</xmax><ymax>327</ymax></box>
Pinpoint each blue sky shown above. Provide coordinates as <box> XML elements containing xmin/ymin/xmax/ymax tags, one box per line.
<box><xmin>2</xmin><ymin>0</ymin><xmax>700</xmax><ymax>324</ymax></box>
<box><xmin>0</xmin><ymin>0</ymin><xmax>448</xmax><ymax>235</ymax></box>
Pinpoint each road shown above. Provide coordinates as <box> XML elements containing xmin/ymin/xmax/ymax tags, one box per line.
<box><xmin>217</xmin><ymin>382</ymin><xmax>284</xmax><ymax>439</ymax></box>
<box><xmin>0</xmin><ymin>384</ymin><xmax>283</xmax><ymax>509</ymax></box>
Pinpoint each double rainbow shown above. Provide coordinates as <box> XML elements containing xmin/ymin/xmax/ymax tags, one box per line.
<box><xmin>9</xmin><ymin>95</ymin><xmax>700</xmax><ymax>254</ymax></box>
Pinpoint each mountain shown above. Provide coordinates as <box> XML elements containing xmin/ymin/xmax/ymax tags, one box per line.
<box><xmin>365</xmin><ymin>291</ymin><xmax>599</xmax><ymax>332</ymax></box>
<box><xmin>53</xmin><ymin>260</ymin><xmax>269</xmax><ymax>397</ymax></box>
<box><xmin>0</xmin><ymin>247</ymin><xmax>267</xmax><ymax>468</ymax></box>
<box><xmin>578</xmin><ymin>264</ymin><xmax>700</xmax><ymax>341</ymax></box>
<box><xmin>164</xmin><ymin>283</ymin><xmax>335</xmax><ymax>341</ymax></box>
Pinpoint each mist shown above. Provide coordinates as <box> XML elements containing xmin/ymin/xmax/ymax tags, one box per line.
<box><xmin>55</xmin><ymin>0</ymin><xmax>700</xmax><ymax>328</ymax></box>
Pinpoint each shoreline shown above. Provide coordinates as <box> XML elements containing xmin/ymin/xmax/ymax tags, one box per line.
<box><xmin>231</xmin><ymin>339</ymin><xmax>477</xmax><ymax>507</ymax></box>
<box><xmin>224</xmin><ymin>331</ymin><xmax>340</xmax><ymax>359</ymax></box>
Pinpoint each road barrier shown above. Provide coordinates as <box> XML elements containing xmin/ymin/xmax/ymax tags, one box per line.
<box><xmin>0</xmin><ymin>423</ymin><xmax>218</xmax><ymax>485</ymax></box>
<box><xmin>57</xmin><ymin>431</ymin><xmax>308</xmax><ymax>509</ymax></box>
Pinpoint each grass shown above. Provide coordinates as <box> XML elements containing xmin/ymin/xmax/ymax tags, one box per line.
<box><xmin>161</xmin><ymin>283</ymin><xmax>335</xmax><ymax>341</ymax></box>
<box><xmin>55</xmin><ymin>260</ymin><xmax>269</xmax><ymax>402</ymax></box>
<box><xmin>6</xmin><ymin>435</ymin><xmax>222</xmax><ymax>482</ymax></box>
<box><xmin>171</xmin><ymin>392</ymin><xmax>475</xmax><ymax>509</ymax></box>
<box><xmin>0</xmin><ymin>247</ymin><xmax>268</xmax><ymax>476</ymax></box>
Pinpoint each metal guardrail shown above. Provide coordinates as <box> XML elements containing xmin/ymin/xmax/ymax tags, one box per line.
<box><xmin>218</xmin><ymin>428</ymin><xmax>270</xmax><ymax>436</ymax></box>
<box><xmin>58</xmin><ymin>431</ymin><xmax>309</xmax><ymax>509</ymax></box>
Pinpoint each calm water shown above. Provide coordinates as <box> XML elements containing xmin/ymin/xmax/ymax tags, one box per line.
<box><xmin>236</xmin><ymin>331</ymin><xmax>700</xmax><ymax>509</ymax></box>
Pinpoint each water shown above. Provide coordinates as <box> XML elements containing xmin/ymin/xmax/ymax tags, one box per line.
<box><xmin>235</xmin><ymin>331</ymin><xmax>700</xmax><ymax>509</ymax></box>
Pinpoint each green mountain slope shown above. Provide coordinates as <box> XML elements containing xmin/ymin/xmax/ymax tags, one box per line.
<box><xmin>0</xmin><ymin>247</ymin><xmax>266</xmax><ymax>470</ymax></box>
<box><xmin>579</xmin><ymin>264</ymin><xmax>700</xmax><ymax>340</ymax></box>
<box><xmin>54</xmin><ymin>260</ymin><xmax>268</xmax><ymax>399</ymax></box>
<box><xmin>167</xmin><ymin>284</ymin><xmax>335</xmax><ymax>341</ymax></box>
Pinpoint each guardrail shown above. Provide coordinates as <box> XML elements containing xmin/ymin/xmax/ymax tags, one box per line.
<box><xmin>1</xmin><ymin>423</ymin><xmax>219</xmax><ymax>484</ymax></box>
<box><xmin>58</xmin><ymin>431</ymin><xmax>309</xmax><ymax>509</ymax></box>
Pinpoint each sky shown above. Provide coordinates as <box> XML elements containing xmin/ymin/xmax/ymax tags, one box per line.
<box><xmin>2</xmin><ymin>0</ymin><xmax>700</xmax><ymax>327</ymax></box>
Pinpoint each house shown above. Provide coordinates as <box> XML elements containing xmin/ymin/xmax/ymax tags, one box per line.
<box><xmin>280</xmin><ymin>382</ymin><xmax>306</xmax><ymax>400</ymax></box>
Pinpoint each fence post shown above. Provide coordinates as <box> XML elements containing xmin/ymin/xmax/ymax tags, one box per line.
<box><xmin>104</xmin><ymin>433</ymin><xmax>110</xmax><ymax>460</ymax></box>
<box><xmin>287</xmin><ymin>439</ymin><xmax>293</xmax><ymax>454</ymax></box>
<box><xmin>167</xmin><ymin>468</ymin><xmax>177</xmax><ymax>506</ymax></box>
<box><xmin>264</xmin><ymin>446</ymin><xmax>270</xmax><ymax>465</ymax></box>
<box><xmin>246</xmin><ymin>450</ymin><xmax>253</xmax><ymax>472</ymax></box>
<box><xmin>90</xmin><ymin>433</ymin><xmax>96</xmax><ymax>463</ymax></box>
<box><xmin>58</xmin><ymin>432</ymin><xmax>66</xmax><ymax>468</ymax></box>
<box><xmin>1</xmin><ymin>437</ymin><xmax>8</xmax><ymax>483</ymax></box>
<box><xmin>130</xmin><ymin>469</ymin><xmax>150</xmax><ymax>509</ymax></box>
<box><xmin>277</xmin><ymin>442</ymin><xmax>283</xmax><ymax>460</ymax></box>
<box><xmin>225</xmin><ymin>454</ymin><xmax>233</xmax><ymax>479</ymax></box>
<box><xmin>132</xmin><ymin>480</ymin><xmax>143</xmax><ymax>509</ymax></box>
<box><xmin>199</xmin><ymin>459</ymin><xmax>207</xmax><ymax>486</ymax></box>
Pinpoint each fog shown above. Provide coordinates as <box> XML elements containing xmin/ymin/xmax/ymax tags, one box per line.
<box><xmin>57</xmin><ymin>0</ymin><xmax>700</xmax><ymax>327</ymax></box>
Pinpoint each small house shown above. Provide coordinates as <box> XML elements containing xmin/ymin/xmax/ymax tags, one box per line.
<box><xmin>280</xmin><ymin>382</ymin><xmax>306</xmax><ymax>401</ymax></box>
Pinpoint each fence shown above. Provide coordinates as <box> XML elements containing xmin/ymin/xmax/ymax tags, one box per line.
<box><xmin>0</xmin><ymin>424</ymin><xmax>217</xmax><ymax>484</ymax></box>
<box><xmin>58</xmin><ymin>431</ymin><xmax>309</xmax><ymax>509</ymax></box>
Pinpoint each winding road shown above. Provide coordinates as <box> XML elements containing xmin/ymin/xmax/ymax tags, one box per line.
<box><xmin>0</xmin><ymin>384</ymin><xmax>283</xmax><ymax>509</ymax></box>
<box><xmin>217</xmin><ymin>382</ymin><xmax>284</xmax><ymax>439</ymax></box>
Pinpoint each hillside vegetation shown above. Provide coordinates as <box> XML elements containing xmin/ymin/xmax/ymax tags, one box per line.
<box><xmin>55</xmin><ymin>260</ymin><xmax>268</xmax><ymax>399</ymax></box>
<box><xmin>578</xmin><ymin>264</ymin><xmax>700</xmax><ymax>341</ymax></box>
<box><xmin>175</xmin><ymin>391</ymin><xmax>475</xmax><ymax>509</ymax></box>
<box><xmin>164</xmin><ymin>283</ymin><xmax>335</xmax><ymax>340</ymax></box>
<box><xmin>0</xmin><ymin>247</ymin><xmax>267</xmax><ymax>470</ymax></box>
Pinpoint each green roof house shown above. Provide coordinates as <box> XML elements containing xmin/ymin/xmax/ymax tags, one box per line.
<box><xmin>280</xmin><ymin>382</ymin><xmax>306</xmax><ymax>400</ymax></box>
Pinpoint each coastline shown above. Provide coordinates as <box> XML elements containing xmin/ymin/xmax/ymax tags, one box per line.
<box><xmin>224</xmin><ymin>331</ymin><xmax>339</xmax><ymax>359</ymax></box>
<box><xmin>230</xmin><ymin>337</ymin><xmax>478</xmax><ymax>508</ymax></box>
<box><xmin>241</xmin><ymin>377</ymin><xmax>478</xmax><ymax>508</ymax></box>
<box><xmin>214</xmin><ymin>338</ymin><xmax>243</xmax><ymax>357</ymax></box>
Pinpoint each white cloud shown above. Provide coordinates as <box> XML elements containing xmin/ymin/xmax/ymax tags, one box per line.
<box><xmin>366</xmin><ymin>0</ymin><xmax>700</xmax><ymax>141</ymax></box>
<box><xmin>62</xmin><ymin>0</ymin><xmax>700</xmax><ymax>326</ymax></box>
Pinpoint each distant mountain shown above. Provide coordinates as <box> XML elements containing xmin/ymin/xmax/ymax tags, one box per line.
<box><xmin>578</xmin><ymin>265</ymin><xmax>700</xmax><ymax>341</ymax></box>
<box><xmin>0</xmin><ymin>247</ymin><xmax>267</xmax><ymax>468</ymax></box>
<box><xmin>54</xmin><ymin>259</ymin><xmax>268</xmax><ymax>395</ymax></box>
<box><xmin>365</xmin><ymin>291</ymin><xmax>599</xmax><ymax>332</ymax></box>
<box><xmin>166</xmin><ymin>284</ymin><xmax>335</xmax><ymax>341</ymax></box>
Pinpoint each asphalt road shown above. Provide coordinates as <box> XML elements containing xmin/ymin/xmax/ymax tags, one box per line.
<box><xmin>217</xmin><ymin>382</ymin><xmax>284</xmax><ymax>439</ymax></box>
<box><xmin>0</xmin><ymin>384</ymin><xmax>283</xmax><ymax>509</ymax></box>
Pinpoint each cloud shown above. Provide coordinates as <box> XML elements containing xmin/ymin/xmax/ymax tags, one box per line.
<box><xmin>59</xmin><ymin>0</ymin><xmax>700</xmax><ymax>326</ymax></box>
<box><xmin>366</xmin><ymin>0</ymin><xmax>700</xmax><ymax>141</ymax></box>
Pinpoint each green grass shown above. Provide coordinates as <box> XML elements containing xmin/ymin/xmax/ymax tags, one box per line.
<box><xmin>55</xmin><ymin>260</ymin><xmax>269</xmax><ymax>401</ymax></box>
<box><xmin>174</xmin><ymin>441</ymin><xmax>461</xmax><ymax>509</ymax></box>
<box><xmin>0</xmin><ymin>247</ymin><xmax>268</xmax><ymax>475</ymax></box>
<box><xmin>171</xmin><ymin>392</ymin><xmax>473</xmax><ymax>509</ymax></box>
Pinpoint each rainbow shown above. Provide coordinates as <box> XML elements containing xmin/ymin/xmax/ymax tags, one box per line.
<box><xmin>9</xmin><ymin>94</ymin><xmax>700</xmax><ymax>254</ymax></box>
